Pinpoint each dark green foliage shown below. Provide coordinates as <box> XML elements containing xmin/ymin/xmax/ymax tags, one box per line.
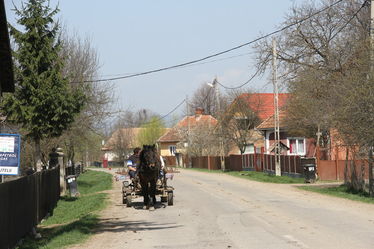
<box><xmin>2</xmin><ymin>0</ymin><xmax>85</xmax><ymax>142</ymax></box>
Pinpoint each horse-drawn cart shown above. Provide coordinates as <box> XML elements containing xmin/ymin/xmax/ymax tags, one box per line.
<box><xmin>122</xmin><ymin>168</ymin><xmax>175</xmax><ymax>207</ymax></box>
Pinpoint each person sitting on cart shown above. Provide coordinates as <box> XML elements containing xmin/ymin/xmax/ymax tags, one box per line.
<box><xmin>159</xmin><ymin>155</ymin><xmax>165</xmax><ymax>178</ymax></box>
<box><xmin>127</xmin><ymin>147</ymin><xmax>141</xmax><ymax>178</ymax></box>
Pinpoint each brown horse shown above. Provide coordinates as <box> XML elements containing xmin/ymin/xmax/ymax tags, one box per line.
<box><xmin>138</xmin><ymin>145</ymin><xmax>161</xmax><ymax>209</ymax></box>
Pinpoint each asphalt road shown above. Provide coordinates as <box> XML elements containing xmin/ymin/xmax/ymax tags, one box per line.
<box><xmin>70</xmin><ymin>169</ymin><xmax>374</xmax><ymax>249</ymax></box>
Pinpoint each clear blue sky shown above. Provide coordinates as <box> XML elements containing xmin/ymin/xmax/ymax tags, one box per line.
<box><xmin>5</xmin><ymin>0</ymin><xmax>295</xmax><ymax>121</ymax></box>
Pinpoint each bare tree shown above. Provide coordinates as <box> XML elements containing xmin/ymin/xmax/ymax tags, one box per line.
<box><xmin>56</xmin><ymin>30</ymin><xmax>114</xmax><ymax>165</ymax></box>
<box><xmin>189</xmin><ymin>82</ymin><xmax>229</xmax><ymax>118</ymax></box>
<box><xmin>116</xmin><ymin>108</ymin><xmax>158</xmax><ymax>128</ymax></box>
<box><xmin>219</xmin><ymin>90</ymin><xmax>262</xmax><ymax>155</ymax></box>
<box><xmin>254</xmin><ymin>0</ymin><xmax>373</xmax><ymax>193</ymax></box>
<box><xmin>177</xmin><ymin>121</ymin><xmax>220</xmax><ymax>157</ymax></box>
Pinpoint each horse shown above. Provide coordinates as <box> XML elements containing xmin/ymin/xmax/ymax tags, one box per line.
<box><xmin>138</xmin><ymin>144</ymin><xmax>161</xmax><ymax>209</ymax></box>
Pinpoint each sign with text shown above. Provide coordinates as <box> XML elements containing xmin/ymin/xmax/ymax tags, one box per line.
<box><xmin>0</xmin><ymin>134</ymin><xmax>21</xmax><ymax>175</ymax></box>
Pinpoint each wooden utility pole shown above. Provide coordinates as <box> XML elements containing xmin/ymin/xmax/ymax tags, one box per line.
<box><xmin>186</xmin><ymin>95</ymin><xmax>190</xmax><ymax>168</ymax></box>
<box><xmin>369</xmin><ymin>0</ymin><xmax>374</xmax><ymax>196</ymax></box>
<box><xmin>272</xmin><ymin>38</ymin><xmax>281</xmax><ymax>176</ymax></box>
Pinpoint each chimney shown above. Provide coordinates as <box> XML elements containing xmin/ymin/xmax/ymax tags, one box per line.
<box><xmin>195</xmin><ymin>107</ymin><xmax>204</xmax><ymax>118</ymax></box>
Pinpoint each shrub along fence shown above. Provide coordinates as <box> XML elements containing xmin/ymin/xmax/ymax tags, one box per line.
<box><xmin>0</xmin><ymin>167</ymin><xmax>60</xmax><ymax>249</ymax></box>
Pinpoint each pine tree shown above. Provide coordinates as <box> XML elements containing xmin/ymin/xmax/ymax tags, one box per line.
<box><xmin>1</xmin><ymin>0</ymin><xmax>86</xmax><ymax>170</ymax></box>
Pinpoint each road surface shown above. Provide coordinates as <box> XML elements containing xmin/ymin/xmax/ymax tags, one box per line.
<box><xmin>69</xmin><ymin>169</ymin><xmax>374</xmax><ymax>249</ymax></box>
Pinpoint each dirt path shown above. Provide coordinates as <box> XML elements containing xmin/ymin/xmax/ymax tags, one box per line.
<box><xmin>68</xmin><ymin>168</ymin><xmax>374</xmax><ymax>249</ymax></box>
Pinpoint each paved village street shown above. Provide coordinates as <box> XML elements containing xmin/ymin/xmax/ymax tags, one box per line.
<box><xmin>69</xmin><ymin>169</ymin><xmax>374</xmax><ymax>249</ymax></box>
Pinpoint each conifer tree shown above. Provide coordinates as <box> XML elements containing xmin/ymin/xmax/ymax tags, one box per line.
<box><xmin>1</xmin><ymin>0</ymin><xmax>85</xmax><ymax>170</ymax></box>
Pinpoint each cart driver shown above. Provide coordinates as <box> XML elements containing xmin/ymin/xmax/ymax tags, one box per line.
<box><xmin>127</xmin><ymin>147</ymin><xmax>141</xmax><ymax>178</ymax></box>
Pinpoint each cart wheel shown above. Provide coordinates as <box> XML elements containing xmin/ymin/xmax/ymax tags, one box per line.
<box><xmin>167</xmin><ymin>192</ymin><xmax>173</xmax><ymax>206</ymax></box>
<box><xmin>126</xmin><ymin>195</ymin><xmax>132</xmax><ymax>207</ymax></box>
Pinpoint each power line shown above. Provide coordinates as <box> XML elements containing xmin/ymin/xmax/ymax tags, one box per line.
<box><xmin>73</xmin><ymin>0</ymin><xmax>345</xmax><ymax>84</ymax></box>
<box><xmin>216</xmin><ymin>0</ymin><xmax>367</xmax><ymax>90</ymax></box>
<box><xmin>215</xmin><ymin>64</ymin><xmax>263</xmax><ymax>90</ymax></box>
<box><xmin>330</xmin><ymin>0</ymin><xmax>368</xmax><ymax>41</ymax></box>
<box><xmin>141</xmin><ymin>99</ymin><xmax>186</xmax><ymax>126</ymax></box>
<box><xmin>94</xmin><ymin>52</ymin><xmax>253</xmax><ymax>79</ymax></box>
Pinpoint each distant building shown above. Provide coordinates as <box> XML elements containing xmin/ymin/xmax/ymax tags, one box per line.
<box><xmin>157</xmin><ymin>108</ymin><xmax>217</xmax><ymax>158</ymax></box>
<box><xmin>226</xmin><ymin>93</ymin><xmax>289</xmax><ymax>155</ymax></box>
<box><xmin>101</xmin><ymin>128</ymin><xmax>144</xmax><ymax>162</ymax></box>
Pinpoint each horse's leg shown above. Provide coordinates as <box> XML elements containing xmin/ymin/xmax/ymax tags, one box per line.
<box><xmin>150</xmin><ymin>177</ymin><xmax>157</xmax><ymax>207</ymax></box>
<box><xmin>140</xmin><ymin>176</ymin><xmax>149</xmax><ymax>208</ymax></box>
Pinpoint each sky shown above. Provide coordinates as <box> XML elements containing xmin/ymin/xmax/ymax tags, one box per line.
<box><xmin>5</xmin><ymin>0</ymin><xmax>296</xmax><ymax>123</ymax></box>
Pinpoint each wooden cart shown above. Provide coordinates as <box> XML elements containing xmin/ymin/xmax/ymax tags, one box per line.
<box><xmin>122</xmin><ymin>169</ymin><xmax>174</xmax><ymax>207</ymax></box>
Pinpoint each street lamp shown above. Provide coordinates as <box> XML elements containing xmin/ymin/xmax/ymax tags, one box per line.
<box><xmin>207</xmin><ymin>78</ymin><xmax>225</xmax><ymax>171</ymax></box>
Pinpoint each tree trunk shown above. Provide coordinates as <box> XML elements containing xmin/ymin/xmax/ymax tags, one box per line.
<box><xmin>369</xmin><ymin>147</ymin><xmax>374</xmax><ymax>197</ymax></box>
<box><xmin>344</xmin><ymin>147</ymin><xmax>349</xmax><ymax>187</ymax></box>
<box><xmin>34</xmin><ymin>137</ymin><xmax>42</xmax><ymax>171</ymax></box>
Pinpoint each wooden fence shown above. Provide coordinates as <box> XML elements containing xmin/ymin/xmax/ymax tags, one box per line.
<box><xmin>0</xmin><ymin>167</ymin><xmax>60</xmax><ymax>249</ymax></box>
<box><xmin>318</xmin><ymin>159</ymin><xmax>369</xmax><ymax>181</ymax></box>
<box><xmin>191</xmin><ymin>154</ymin><xmax>305</xmax><ymax>176</ymax></box>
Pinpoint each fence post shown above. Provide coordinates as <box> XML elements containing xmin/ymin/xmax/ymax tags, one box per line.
<box><xmin>335</xmin><ymin>146</ymin><xmax>339</xmax><ymax>180</ymax></box>
<box><xmin>57</xmin><ymin>148</ymin><xmax>66</xmax><ymax>195</ymax></box>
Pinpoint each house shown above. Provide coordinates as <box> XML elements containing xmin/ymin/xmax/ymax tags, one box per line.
<box><xmin>157</xmin><ymin>108</ymin><xmax>217</xmax><ymax>160</ymax></box>
<box><xmin>101</xmin><ymin>128</ymin><xmax>144</xmax><ymax>163</ymax></box>
<box><xmin>256</xmin><ymin>110</ymin><xmax>315</xmax><ymax>157</ymax></box>
<box><xmin>0</xmin><ymin>0</ymin><xmax>15</xmax><ymax>94</ymax></box>
<box><xmin>226</xmin><ymin>93</ymin><xmax>289</xmax><ymax>155</ymax></box>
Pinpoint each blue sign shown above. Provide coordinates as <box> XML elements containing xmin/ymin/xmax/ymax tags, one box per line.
<box><xmin>0</xmin><ymin>134</ymin><xmax>21</xmax><ymax>175</ymax></box>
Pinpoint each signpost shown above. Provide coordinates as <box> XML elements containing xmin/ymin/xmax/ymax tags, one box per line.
<box><xmin>0</xmin><ymin>134</ymin><xmax>21</xmax><ymax>176</ymax></box>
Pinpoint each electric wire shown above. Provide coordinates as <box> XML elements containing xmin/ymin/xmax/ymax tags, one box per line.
<box><xmin>215</xmin><ymin>64</ymin><xmax>263</xmax><ymax>90</ymax></box>
<box><xmin>215</xmin><ymin>0</ymin><xmax>367</xmax><ymax>90</ymax></box>
<box><xmin>140</xmin><ymin>98</ymin><xmax>186</xmax><ymax>126</ymax></box>
<box><xmin>330</xmin><ymin>0</ymin><xmax>368</xmax><ymax>41</ymax></box>
<box><xmin>73</xmin><ymin>0</ymin><xmax>345</xmax><ymax>84</ymax></box>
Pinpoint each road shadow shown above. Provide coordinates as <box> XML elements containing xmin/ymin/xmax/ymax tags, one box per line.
<box><xmin>116</xmin><ymin>201</ymin><xmax>168</xmax><ymax>209</ymax></box>
<box><xmin>94</xmin><ymin>219</ymin><xmax>181</xmax><ymax>234</ymax></box>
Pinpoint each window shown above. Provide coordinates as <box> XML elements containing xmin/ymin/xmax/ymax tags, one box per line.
<box><xmin>169</xmin><ymin>145</ymin><xmax>177</xmax><ymax>156</ymax></box>
<box><xmin>288</xmin><ymin>138</ymin><xmax>305</xmax><ymax>155</ymax></box>
<box><xmin>243</xmin><ymin>144</ymin><xmax>254</xmax><ymax>154</ymax></box>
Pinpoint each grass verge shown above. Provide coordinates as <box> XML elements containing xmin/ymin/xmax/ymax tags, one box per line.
<box><xmin>298</xmin><ymin>185</ymin><xmax>374</xmax><ymax>204</ymax></box>
<box><xmin>185</xmin><ymin>168</ymin><xmax>305</xmax><ymax>184</ymax></box>
<box><xmin>18</xmin><ymin>170</ymin><xmax>112</xmax><ymax>249</ymax></box>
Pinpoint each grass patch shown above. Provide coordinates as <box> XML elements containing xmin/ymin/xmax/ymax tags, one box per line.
<box><xmin>185</xmin><ymin>168</ymin><xmax>305</xmax><ymax>184</ymax></box>
<box><xmin>18</xmin><ymin>170</ymin><xmax>112</xmax><ymax>249</ymax></box>
<box><xmin>228</xmin><ymin>171</ymin><xmax>305</xmax><ymax>184</ymax></box>
<box><xmin>78</xmin><ymin>170</ymin><xmax>112</xmax><ymax>195</ymax></box>
<box><xmin>19</xmin><ymin>214</ymin><xmax>99</xmax><ymax>249</ymax></box>
<box><xmin>298</xmin><ymin>185</ymin><xmax>374</xmax><ymax>204</ymax></box>
<box><xmin>41</xmin><ymin>194</ymin><xmax>107</xmax><ymax>226</ymax></box>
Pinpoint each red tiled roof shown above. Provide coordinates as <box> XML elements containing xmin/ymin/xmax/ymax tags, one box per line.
<box><xmin>256</xmin><ymin>110</ymin><xmax>287</xmax><ymax>130</ymax></box>
<box><xmin>237</xmin><ymin>93</ymin><xmax>289</xmax><ymax>121</ymax></box>
<box><xmin>158</xmin><ymin>114</ymin><xmax>217</xmax><ymax>142</ymax></box>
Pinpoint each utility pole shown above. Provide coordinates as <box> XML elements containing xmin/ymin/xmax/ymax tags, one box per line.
<box><xmin>212</xmin><ymin>78</ymin><xmax>225</xmax><ymax>171</ymax></box>
<box><xmin>186</xmin><ymin>95</ymin><xmax>190</xmax><ymax>168</ymax></box>
<box><xmin>369</xmin><ymin>0</ymin><xmax>374</xmax><ymax>196</ymax></box>
<box><xmin>272</xmin><ymin>38</ymin><xmax>281</xmax><ymax>176</ymax></box>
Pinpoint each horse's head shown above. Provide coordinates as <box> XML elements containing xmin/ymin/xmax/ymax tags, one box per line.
<box><xmin>139</xmin><ymin>144</ymin><xmax>160</xmax><ymax>171</ymax></box>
